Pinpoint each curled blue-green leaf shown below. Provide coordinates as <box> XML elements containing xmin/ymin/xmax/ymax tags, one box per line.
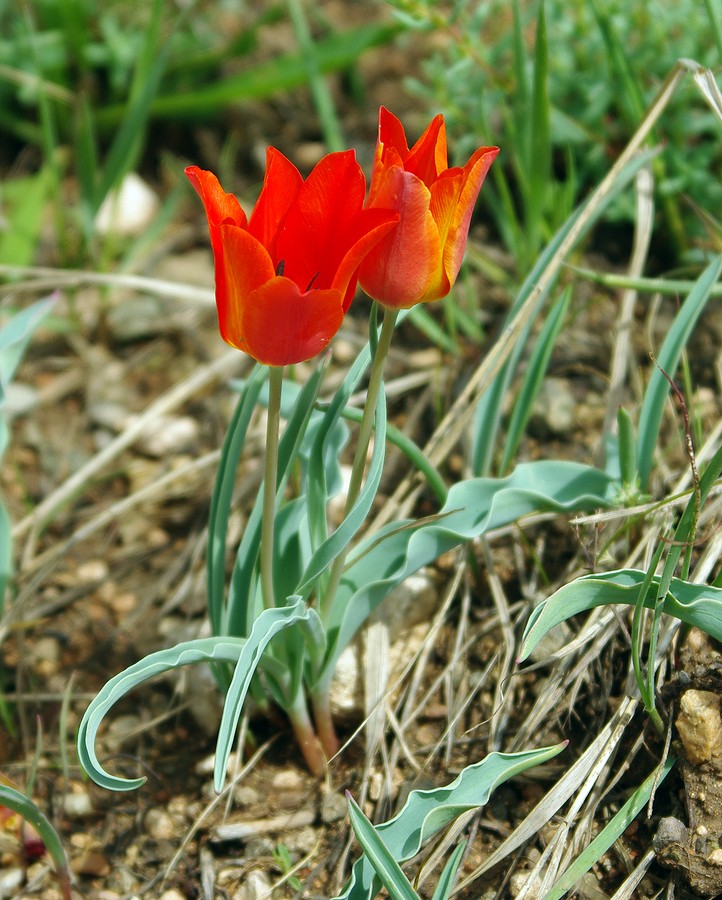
<box><xmin>520</xmin><ymin>569</ymin><xmax>722</xmax><ymax>662</ymax></box>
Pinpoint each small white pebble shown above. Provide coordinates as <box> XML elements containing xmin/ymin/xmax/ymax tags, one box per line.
<box><xmin>95</xmin><ymin>173</ymin><xmax>159</xmax><ymax>236</ymax></box>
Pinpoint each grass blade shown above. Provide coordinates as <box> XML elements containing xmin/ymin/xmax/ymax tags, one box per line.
<box><xmin>499</xmin><ymin>285</ymin><xmax>570</xmax><ymax>474</ymax></box>
<box><xmin>431</xmin><ymin>839</ymin><xmax>467</xmax><ymax>900</ymax></box>
<box><xmin>543</xmin><ymin>756</ymin><xmax>675</xmax><ymax>899</ymax></box>
<box><xmin>636</xmin><ymin>254</ymin><xmax>722</xmax><ymax>488</ymax></box>
<box><xmin>96</xmin><ymin>21</ymin><xmax>402</xmax><ymax>123</ymax></box>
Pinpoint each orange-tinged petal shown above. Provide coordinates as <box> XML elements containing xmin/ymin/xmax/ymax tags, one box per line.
<box><xmin>428</xmin><ymin>171</ymin><xmax>464</xmax><ymax>297</ymax></box>
<box><xmin>216</xmin><ymin>223</ymin><xmax>275</xmax><ymax>349</ymax></box>
<box><xmin>367</xmin><ymin>144</ymin><xmax>404</xmax><ymax>208</ymax></box>
<box><xmin>276</xmin><ymin>150</ymin><xmax>366</xmax><ymax>291</ymax></box>
<box><xmin>359</xmin><ymin>167</ymin><xmax>442</xmax><ymax>309</ymax></box>
<box><xmin>242</xmin><ymin>278</ymin><xmax>344</xmax><ymax>366</ymax></box>
<box><xmin>331</xmin><ymin>207</ymin><xmax>399</xmax><ymax>310</ymax></box>
<box><xmin>185</xmin><ymin>166</ymin><xmax>246</xmax><ymax>228</ymax></box>
<box><xmin>403</xmin><ymin>113</ymin><xmax>447</xmax><ymax>184</ymax></box>
<box><xmin>442</xmin><ymin>145</ymin><xmax>499</xmax><ymax>285</ymax></box>
<box><xmin>247</xmin><ymin>147</ymin><xmax>303</xmax><ymax>260</ymax></box>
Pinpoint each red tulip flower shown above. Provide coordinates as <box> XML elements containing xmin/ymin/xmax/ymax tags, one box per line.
<box><xmin>359</xmin><ymin>107</ymin><xmax>499</xmax><ymax>309</ymax></box>
<box><xmin>186</xmin><ymin>151</ymin><xmax>397</xmax><ymax>366</ymax></box>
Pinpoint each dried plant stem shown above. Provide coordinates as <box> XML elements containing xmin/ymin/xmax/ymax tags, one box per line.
<box><xmin>261</xmin><ymin>366</ymin><xmax>283</xmax><ymax>609</ymax></box>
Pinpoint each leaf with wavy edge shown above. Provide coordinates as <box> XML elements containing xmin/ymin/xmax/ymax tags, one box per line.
<box><xmin>519</xmin><ymin>569</ymin><xmax>722</xmax><ymax>662</ymax></box>
<box><xmin>333</xmin><ymin>745</ymin><xmax>565</xmax><ymax>900</ymax></box>
<box><xmin>319</xmin><ymin>461</ymin><xmax>616</xmax><ymax>681</ymax></box>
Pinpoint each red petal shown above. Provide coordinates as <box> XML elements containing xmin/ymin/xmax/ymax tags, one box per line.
<box><xmin>359</xmin><ymin>166</ymin><xmax>442</xmax><ymax>308</ymax></box>
<box><xmin>377</xmin><ymin>106</ymin><xmax>410</xmax><ymax>156</ymax></box>
<box><xmin>403</xmin><ymin>114</ymin><xmax>447</xmax><ymax>185</ymax></box>
<box><xmin>216</xmin><ymin>223</ymin><xmax>275</xmax><ymax>349</ymax></box>
<box><xmin>331</xmin><ymin>208</ymin><xmax>399</xmax><ymax>310</ymax></box>
<box><xmin>242</xmin><ymin>278</ymin><xmax>344</xmax><ymax>366</ymax></box>
<box><xmin>185</xmin><ymin>166</ymin><xmax>246</xmax><ymax>228</ymax></box>
<box><xmin>275</xmin><ymin>150</ymin><xmax>366</xmax><ymax>292</ymax></box>
<box><xmin>440</xmin><ymin>145</ymin><xmax>499</xmax><ymax>285</ymax></box>
<box><xmin>247</xmin><ymin>148</ymin><xmax>303</xmax><ymax>261</ymax></box>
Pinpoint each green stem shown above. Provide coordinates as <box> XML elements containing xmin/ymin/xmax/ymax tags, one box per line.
<box><xmin>261</xmin><ymin>366</ymin><xmax>284</xmax><ymax>609</ymax></box>
<box><xmin>319</xmin><ymin>304</ymin><xmax>398</xmax><ymax>625</ymax></box>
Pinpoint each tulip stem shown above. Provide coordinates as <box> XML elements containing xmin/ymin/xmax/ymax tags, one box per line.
<box><xmin>261</xmin><ymin>366</ymin><xmax>283</xmax><ymax>609</ymax></box>
<box><xmin>288</xmin><ymin>689</ymin><xmax>327</xmax><ymax>776</ymax></box>
<box><xmin>319</xmin><ymin>304</ymin><xmax>398</xmax><ymax>626</ymax></box>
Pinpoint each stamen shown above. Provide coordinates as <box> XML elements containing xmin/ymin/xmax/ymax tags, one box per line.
<box><xmin>306</xmin><ymin>272</ymin><xmax>320</xmax><ymax>291</ymax></box>
<box><xmin>275</xmin><ymin>259</ymin><xmax>285</xmax><ymax>276</ymax></box>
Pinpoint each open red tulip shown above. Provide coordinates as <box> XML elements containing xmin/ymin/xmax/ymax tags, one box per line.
<box><xmin>186</xmin><ymin>150</ymin><xmax>398</xmax><ymax>366</ymax></box>
<box><xmin>359</xmin><ymin>107</ymin><xmax>499</xmax><ymax>309</ymax></box>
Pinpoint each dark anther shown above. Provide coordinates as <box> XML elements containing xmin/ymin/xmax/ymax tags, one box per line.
<box><xmin>276</xmin><ymin>259</ymin><xmax>285</xmax><ymax>276</ymax></box>
<box><xmin>306</xmin><ymin>272</ymin><xmax>320</xmax><ymax>291</ymax></box>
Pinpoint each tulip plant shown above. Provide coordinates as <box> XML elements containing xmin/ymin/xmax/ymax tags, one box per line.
<box><xmin>78</xmin><ymin>108</ymin><xmax>620</xmax><ymax>792</ymax></box>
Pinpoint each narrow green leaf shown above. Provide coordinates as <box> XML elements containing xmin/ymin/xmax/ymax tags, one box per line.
<box><xmin>296</xmin><ymin>384</ymin><xmax>386</xmax><ymax>598</ymax></box>
<box><xmin>74</xmin><ymin>95</ymin><xmax>100</xmax><ymax>237</ymax></box>
<box><xmin>307</xmin><ymin>341</ymin><xmax>373</xmax><ymax>566</ymax></box>
<box><xmin>431</xmin><ymin>840</ymin><xmax>467</xmax><ymax>900</ymax></box>
<box><xmin>527</xmin><ymin>0</ymin><xmax>551</xmax><ymax>252</ymax></box>
<box><xmin>616</xmin><ymin>406</ymin><xmax>637</xmax><ymax>488</ymax></box>
<box><xmin>286</xmin><ymin>0</ymin><xmax>344</xmax><ymax>151</ymax></box>
<box><xmin>636</xmin><ymin>255</ymin><xmax>722</xmax><ymax>487</ymax></box>
<box><xmin>214</xmin><ymin>597</ymin><xmax>322</xmax><ymax>791</ymax></box>
<box><xmin>333</xmin><ymin>745</ymin><xmax>565</xmax><ymax>900</ymax></box>
<box><xmin>500</xmin><ymin>286</ymin><xmax>570</xmax><ymax>473</ymax></box>
<box><xmin>0</xmin><ymin>785</ymin><xmax>71</xmax><ymax>900</ymax></box>
<box><xmin>347</xmin><ymin>794</ymin><xmax>421</xmax><ymax>900</ymax></box>
<box><xmin>226</xmin><ymin>365</ymin><xmax>326</xmax><ymax>638</ymax></box>
<box><xmin>90</xmin><ymin>0</ymin><xmax>169</xmax><ymax>215</ymax></box>
<box><xmin>207</xmin><ymin>365</ymin><xmax>267</xmax><ymax>636</ymax></box>
<box><xmin>589</xmin><ymin>0</ymin><xmax>645</xmax><ymax>126</ymax></box>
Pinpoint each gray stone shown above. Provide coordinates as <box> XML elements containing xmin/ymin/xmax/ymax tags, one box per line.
<box><xmin>531</xmin><ymin>377</ymin><xmax>576</xmax><ymax>436</ymax></box>
<box><xmin>320</xmin><ymin>791</ymin><xmax>347</xmax><ymax>824</ymax></box>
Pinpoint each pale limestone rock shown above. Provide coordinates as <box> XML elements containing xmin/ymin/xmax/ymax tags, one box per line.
<box><xmin>676</xmin><ymin>690</ymin><xmax>722</xmax><ymax>765</ymax></box>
